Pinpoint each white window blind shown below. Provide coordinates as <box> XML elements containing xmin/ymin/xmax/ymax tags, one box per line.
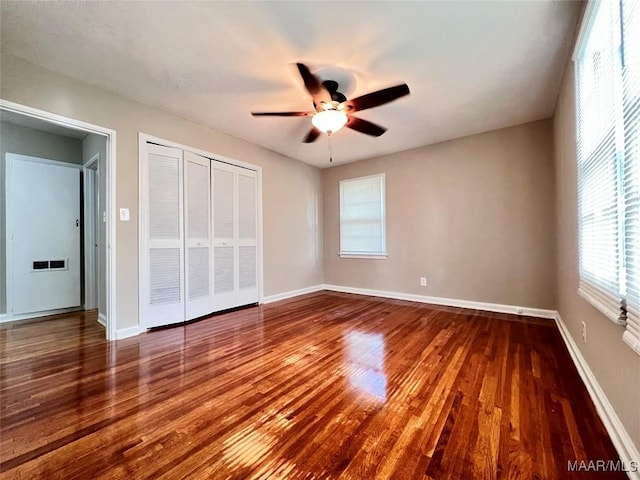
<box><xmin>576</xmin><ymin>0</ymin><xmax>624</xmax><ymax>323</ymax></box>
<box><xmin>622</xmin><ymin>0</ymin><xmax>640</xmax><ymax>354</ymax></box>
<box><xmin>575</xmin><ymin>0</ymin><xmax>640</xmax><ymax>354</ymax></box>
<box><xmin>339</xmin><ymin>174</ymin><xmax>386</xmax><ymax>258</ymax></box>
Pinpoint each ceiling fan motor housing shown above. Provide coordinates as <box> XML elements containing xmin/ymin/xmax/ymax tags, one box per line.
<box><xmin>322</xmin><ymin>80</ymin><xmax>347</xmax><ymax>103</ymax></box>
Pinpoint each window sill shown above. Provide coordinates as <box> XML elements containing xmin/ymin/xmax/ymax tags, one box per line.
<box><xmin>338</xmin><ymin>253</ymin><xmax>388</xmax><ymax>259</ymax></box>
<box><xmin>578</xmin><ymin>282</ymin><xmax>626</xmax><ymax>326</ymax></box>
<box><xmin>622</xmin><ymin>330</ymin><xmax>640</xmax><ymax>356</ymax></box>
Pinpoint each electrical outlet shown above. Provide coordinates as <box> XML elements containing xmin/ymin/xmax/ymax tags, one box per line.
<box><xmin>420</xmin><ymin>277</ymin><xmax>427</xmax><ymax>287</ymax></box>
<box><xmin>581</xmin><ymin>321</ymin><xmax>587</xmax><ymax>343</ymax></box>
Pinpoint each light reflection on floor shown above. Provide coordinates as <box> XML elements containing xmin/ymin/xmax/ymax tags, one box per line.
<box><xmin>343</xmin><ymin>331</ymin><xmax>387</xmax><ymax>402</ymax></box>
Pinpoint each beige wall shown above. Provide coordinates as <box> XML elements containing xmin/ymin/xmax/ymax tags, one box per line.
<box><xmin>323</xmin><ymin>120</ymin><xmax>557</xmax><ymax>310</ymax></box>
<box><xmin>0</xmin><ymin>120</ymin><xmax>84</xmax><ymax>314</ymax></box>
<box><xmin>0</xmin><ymin>53</ymin><xmax>324</xmax><ymax>331</ymax></box>
<box><xmin>553</xmin><ymin>60</ymin><xmax>640</xmax><ymax>448</ymax></box>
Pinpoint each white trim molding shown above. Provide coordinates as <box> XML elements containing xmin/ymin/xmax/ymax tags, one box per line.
<box><xmin>623</xmin><ymin>329</ymin><xmax>640</xmax><ymax>356</ymax></box>
<box><xmin>83</xmin><ymin>153</ymin><xmax>100</xmax><ymax>312</ymax></box>
<box><xmin>322</xmin><ymin>284</ymin><xmax>557</xmax><ymax>319</ymax></box>
<box><xmin>554</xmin><ymin>312</ymin><xmax>640</xmax><ymax>479</ymax></box>
<box><xmin>98</xmin><ymin>313</ymin><xmax>107</xmax><ymax>328</ymax></box>
<box><xmin>262</xmin><ymin>285</ymin><xmax>325</xmax><ymax>304</ymax></box>
<box><xmin>261</xmin><ymin>284</ymin><xmax>556</xmax><ymax>319</ymax></box>
<box><xmin>579</xmin><ymin>281</ymin><xmax>627</xmax><ymax>326</ymax></box>
<box><xmin>116</xmin><ymin>325</ymin><xmax>145</xmax><ymax>340</ymax></box>
<box><xmin>572</xmin><ymin>0</ymin><xmax>601</xmax><ymax>61</ymax></box>
<box><xmin>339</xmin><ymin>173</ymin><xmax>386</xmax><ymax>258</ymax></box>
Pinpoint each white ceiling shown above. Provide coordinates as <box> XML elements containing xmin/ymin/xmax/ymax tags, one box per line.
<box><xmin>0</xmin><ymin>1</ymin><xmax>580</xmax><ymax>168</ymax></box>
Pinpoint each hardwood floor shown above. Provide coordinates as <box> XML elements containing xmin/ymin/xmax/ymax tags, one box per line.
<box><xmin>0</xmin><ymin>292</ymin><xmax>625</xmax><ymax>479</ymax></box>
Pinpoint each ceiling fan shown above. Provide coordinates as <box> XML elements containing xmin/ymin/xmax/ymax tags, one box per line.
<box><xmin>251</xmin><ymin>63</ymin><xmax>410</xmax><ymax>143</ymax></box>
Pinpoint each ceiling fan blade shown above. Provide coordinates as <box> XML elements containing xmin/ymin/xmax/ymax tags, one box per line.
<box><xmin>303</xmin><ymin>127</ymin><xmax>321</xmax><ymax>143</ymax></box>
<box><xmin>346</xmin><ymin>84</ymin><xmax>410</xmax><ymax>112</ymax></box>
<box><xmin>346</xmin><ymin>116</ymin><xmax>387</xmax><ymax>137</ymax></box>
<box><xmin>296</xmin><ymin>63</ymin><xmax>331</xmax><ymax>105</ymax></box>
<box><xmin>251</xmin><ymin>111</ymin><xmax>313</xmax><ymax>116</ymax></box>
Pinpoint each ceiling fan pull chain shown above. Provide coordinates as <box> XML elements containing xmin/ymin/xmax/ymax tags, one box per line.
<box><xmin>328</xmin><ymin>131</ymin><xmax>333</xmax><ymax>163</ymax></box>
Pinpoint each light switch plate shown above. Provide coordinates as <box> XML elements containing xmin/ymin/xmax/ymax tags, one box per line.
<box><xmin>119</xmin><ymin>208</ymin><xmax>130</xmax><ymax>221</ymax></box>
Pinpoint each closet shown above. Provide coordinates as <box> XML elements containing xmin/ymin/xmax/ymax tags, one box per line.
<box><xmin>140</xmin><ymin>141</ymin><xmax>259</xmax><ymax>329</ymax></box>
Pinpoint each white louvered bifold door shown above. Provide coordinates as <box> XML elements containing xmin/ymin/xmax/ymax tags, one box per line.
<box><xmin>237</xmin><ymin>168</ymin><xmax>258</xmax><ymax>305</ymax></box>
<box><xmin>184</xmin><ymin>151</ymin><xmax>212</xmax><ymax>320</ymax></box>
<box><xmin>141</xmin><ymin>143</ymin><xmax>185</xmax><ymax>327</ymax></box>
<box><xmin>212</xmin><ymin>161</ymin><xmax>238</xmax><ymax>311</ymax></box>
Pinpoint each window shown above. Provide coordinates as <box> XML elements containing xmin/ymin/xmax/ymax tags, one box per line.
<box><xmin>575</xmin><ymin>0</ymin><xmax>640</xmax><ymax>354</ymax></box>
<box><xmin>339</xmin><ymin>174</ymin><xmax>386</xmax><ymax>258</ymax></box>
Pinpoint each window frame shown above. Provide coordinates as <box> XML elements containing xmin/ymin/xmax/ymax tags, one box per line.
<box><xmin>574</xmin><ymin>0</ymin><xmax>640</xmax><ymax>354</ymax></box>
<box><xmin>574</xmin><ymin>0</ymin><xmax>626</xmax><ymax>325</ymax></box>
<box><xmin>339</xmin><ymin>173</ymin><xmax>387</xmax><ymax>259</ymax></box>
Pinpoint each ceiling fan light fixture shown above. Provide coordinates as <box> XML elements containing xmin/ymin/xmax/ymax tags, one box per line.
<box><xmin>312</xmin><ymin>109</ymin><xmax>348</xmax><ymax>133</ymax></box>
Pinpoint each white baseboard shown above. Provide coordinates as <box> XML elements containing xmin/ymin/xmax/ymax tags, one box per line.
<box><xmin>97</xmin><ymin>313</ymin><xmax>107</xmax><ymax>328</ymax></box>
<box><xmin>555</xmin><ymin>312</ymin><xmax>640</xmax><ymax>479</ymax></box>
<box><xmin>262</xmin><ymin>285</ymin><xmax>325</xmax><ymax>304</ymax></box>
<box><xmin>322</xmin><ymin>284</ymin><xmax>557</xmax><ymax>319</ymax></box>
<box><xmin>0</xmin><ymin>307</ymin><xmax>84</xmax><ymax>323</ymax></box>
<box><xmin>116</xmin><ymin>325</ymin><xmax>145</xmax><ymax>340</ymax></box>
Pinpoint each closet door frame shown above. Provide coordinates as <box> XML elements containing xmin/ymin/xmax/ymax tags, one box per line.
<box><xmin>138</xmin><ymin>133</ymin><xmax>263</xmax><ymax>329</ymax></box>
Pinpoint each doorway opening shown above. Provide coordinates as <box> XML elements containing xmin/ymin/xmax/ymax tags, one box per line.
<box><xmin>0</xmin><ymin>100</ymin><xmax>116</xmax><ymax>340</ymax></box>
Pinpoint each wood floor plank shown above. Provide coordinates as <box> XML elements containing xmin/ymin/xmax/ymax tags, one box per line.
<box><xmin>0</xmin><ymin>291</ymin><xmax>626</xmax><ymax>479</ymax></box>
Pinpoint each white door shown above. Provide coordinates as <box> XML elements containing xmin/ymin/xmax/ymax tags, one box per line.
<box><xmin>141</xmin><ymin>143</ymin><xmax>185</xmax><ymax>327</ymax></box>
<box><xmin>211</xmin><ymin>161</ymin><xmax>237</xmax><ymax>311</ymax></box>
<box><xmin>237</xmin><ymin>168</ymin><xmax>258</xmax><ymax>306</ymax></box>
<box><xmin>6</xmin><ymin>154</ymin><xmax>81</xmax><ymax>315</ymax></box>
<box><xmin>211</xmin><ymin>161</ymin><xmax>259</xmax><ymax>311</ymax></box>
<box><xmin>184</xmin><ymin>151</ymin><xmax>212</xmax><ymax>320</ymax></box>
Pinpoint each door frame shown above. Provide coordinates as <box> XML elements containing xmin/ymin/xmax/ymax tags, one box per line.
<box><xmin>83</xmin><ymin>153</ymin><xmax>99</xmax><ymax>313</ymax></box>
<box><xmin>138</xmin><ymin>132</ymin><xmax>264</xmax><ymax>329</ymax></box>
<box><xmin>1</xmin><ymin>99</ymin><xmax>118</xmax><ymax>340</ymax></box>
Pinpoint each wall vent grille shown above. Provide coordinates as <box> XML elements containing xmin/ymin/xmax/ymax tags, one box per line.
<box><xmin>32</xmin><ymin>259</ymin><xmax>67</xmax><ymax>271</ymax></box>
